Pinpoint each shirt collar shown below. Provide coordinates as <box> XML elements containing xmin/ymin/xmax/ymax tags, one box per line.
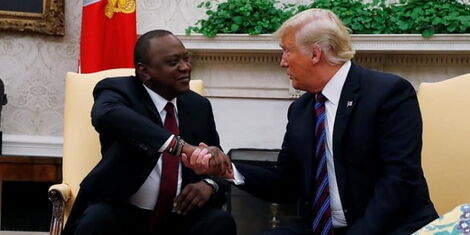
<box><xmin>321</xmin><ymin>60</ymin><xmax>351</xmax><ymax>105</ymax></box>
<box><xmin>142</xmin><ymin>84</ymin><xmax>178</xmax><ymax>114</ymax></box>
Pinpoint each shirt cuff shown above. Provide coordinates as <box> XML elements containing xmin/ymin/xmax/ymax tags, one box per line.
<box><xmin>158</xmin><ymin>134</ymin><xmax>174</xmax><ymax>153</ymax></box>
<box><xmin>226</xmin><ymin>163</ymin><xmax>245</xmax><ymax>185</ymax></box>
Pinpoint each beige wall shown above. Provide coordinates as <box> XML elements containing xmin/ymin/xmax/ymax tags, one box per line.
<box><xmin>0</xmin><ymin>1</ymin><xmax>469</xmax><ymax>155</ymax></box>
<box><xmin>0</xmin><ymin>0</ymin><xmax>307</xmax><ymax>153</ymax></box>
<box><xmin>0</xmin><ymin>1</ymin><xmax>81</xmax><ymax>137</ymax></box>
<box><xmin>0</xmin><ymin>0</ymin><xmax>208</xmax><ymax>137</ymax></box>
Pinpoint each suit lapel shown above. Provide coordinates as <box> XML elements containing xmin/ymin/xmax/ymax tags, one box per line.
<box><xmin>301</xmin><ymin>94</ymin><xmax>317</xmax><ymax>197</ymax></box>
<box><xmin>176</xmin><ymin>94</ymin><xmax>192</xmax><ymax>141</ymax></box>
<box><xmin>135</xmin><ymin>80</ymin><xmax>163</xmax><ymax>126</ymax></box>
<box><xmin>333</xmin><ymin>63</ymin><xmax>360</xmax><ymax>203</ymax></box>
<box><xmin>176</xmin><ymin>94</ymin><xmax>194</xmax><ymax>186</ymax></box>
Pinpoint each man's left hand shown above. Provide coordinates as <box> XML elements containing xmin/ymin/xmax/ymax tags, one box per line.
<box><xmin>172</xmin><ymin>181</ymin><xmax>213</xmax><ymax>215</ymax></box>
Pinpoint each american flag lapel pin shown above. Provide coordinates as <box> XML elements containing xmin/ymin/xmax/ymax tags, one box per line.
<box><xmin>347</xmin><ymin>101</ymin><xmax>353</xmax><ymax>107</ymax></box>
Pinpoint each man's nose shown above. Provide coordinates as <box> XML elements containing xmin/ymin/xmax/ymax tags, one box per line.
<box><xmin>280</xmin><ymin>54</ymin><xmax>288</xmax><ymax>67</ymax></box>
<box><xmin>179</xmin><ymin>61</ymin><xmax>191</xmax><ymax>71</ymax></box>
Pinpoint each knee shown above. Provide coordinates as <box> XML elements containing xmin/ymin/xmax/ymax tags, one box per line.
<box><xmin>191</xmin><ymin>209</ymin><xmax>236</xmax><ymax>235</ymax></box>
<box><xmin>212</xmin><ymin>210</ymin><xmax>235</xmax><ymax>228</ymax></box>
<box><xmin>74</xmin><ymin>202</ymin><xmax>118</xmax><ymax>235</ymax></box>
<box><xmin>208</xmin><ymin>210</ymin><xmax>236</xmax><ymax>233</ymax></box>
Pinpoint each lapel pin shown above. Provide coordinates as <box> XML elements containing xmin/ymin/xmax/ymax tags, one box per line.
<box><xmin>347</xmin><ymin>101</ymin><xmax>353</xmax><ymax>107</ymax></box>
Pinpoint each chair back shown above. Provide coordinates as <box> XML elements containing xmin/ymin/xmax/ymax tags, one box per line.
<box><xmin>418</xmin><ymin>73</ymin><xmax>470</xmax><ymax>215</ymax></box>
<box><xmin>62</xmin><ymin>68</ymin><xmax>204</xmax><ymax>217</ymax></box>
<box><xmin>62</xmin><ymin>68</ymin><xmax>135</xmax><ymax>216</ymax></box>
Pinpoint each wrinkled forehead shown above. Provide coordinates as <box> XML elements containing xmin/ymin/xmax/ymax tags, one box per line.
<box><xmin>148</xmin><ymin>35</ymin><xmax>187</xmax><ymax>60</ymax></box>
<box><xmin>279</xmin><ymin>27</ymin><xmax>300</xmax><ymax>49</ymax></box>
<box><xmin>150</xmin><ymin>35</ymin><xmax>185</xmax><ymax>52</ymax></box>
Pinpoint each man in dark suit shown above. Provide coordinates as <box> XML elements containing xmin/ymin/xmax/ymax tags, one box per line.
<box><xmin>63</xmin><ymin>30</ymin><xmax>235</xmax><ymax>235</ymax></box>
<box><xmin>184</xmin><ymin>9</ymin><xmax>438</xmax><ymax>235</ymax></box>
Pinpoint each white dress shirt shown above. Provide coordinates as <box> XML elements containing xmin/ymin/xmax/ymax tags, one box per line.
<box><xmin>128</xmin><ymin>85</ymin><xmax>182</xmax><ymax>210</ymax></box>
<box><xmin>232</xmin><ymin>60</ymin><xmax>352</xmax><ymax>228</ymax></box>
<box><xmin>321</xmin><ymin>60</ymin><xmax>351</xmax><ymax>227</ymax></box>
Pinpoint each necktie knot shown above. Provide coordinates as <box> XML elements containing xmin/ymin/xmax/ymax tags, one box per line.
<box><xmin>314</xmin><ymin>93</ymin><xmax>326</xmax><ymax>118</ymax></box>
<box><xmin>164</xmin><ymin>102</ymin><xmax>175</xmax><ymax>113</ymax></box>
<box><xmin>316</xmin><ymin>93</ymin><xmax>327</xmax><ymax>104</ymax></box>
<box><xmin>164</xmin><ymin>102</ymin><xmax>179</xmax><ymax>136</ymax></box>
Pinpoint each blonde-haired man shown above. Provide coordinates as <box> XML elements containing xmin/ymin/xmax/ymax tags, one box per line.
<box><xmin>185</xmin><ymin>8</ymin><xmax>438</xmax><ymax>235</ymax></box>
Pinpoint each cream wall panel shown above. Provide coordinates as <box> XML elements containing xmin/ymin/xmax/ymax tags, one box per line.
<box><xmin>210</xmin><ymin>98</ymin><xmax>290</xmax><ymax>151</ymax></box>
<box><xmin>0</xmin><ymin>1</ymin><xmax>81</xmax><ymax>137</ymax></box>
<box><xmin>137</xmin><ymin>0</ymin><xmax>312</xmax><ymax>34</ymax></box>
<box><xmin>0</xmin><ymin>0</ymin><xmax>469</xmax><ymax>155</ymax></box>
<box><xmin>138</xmin><ymin>0</ymin><xmax>206</xmax><ymax>34</ymax></box>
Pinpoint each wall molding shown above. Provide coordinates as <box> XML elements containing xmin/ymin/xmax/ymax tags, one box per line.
<box><xmin>354</xmin><ymin>54</ymin><xmax>470</xmax><ymax>65</ymax></box>
<box><xmin>191</xmin><ymin>53</ymin><xmax>470</xmax><ymax>65</ymax></box>
<box><xmin>183</xmin><ymin>35</ymin><xmax>470</xmax><ymax>99</ymax></box>
<box><xmin>192</xmin><ymin>53</ymin><xmax>280</xmax><ymax>64</ymax></box>
<box><xmin>178</xmin><ymin>34</ymin><xmax>470</xmax><ymax>53</ymax></box>
<box><xmin>2</xmin><ymin>134</ymin><xmax>63</xmax><ymax>157</ymax></box>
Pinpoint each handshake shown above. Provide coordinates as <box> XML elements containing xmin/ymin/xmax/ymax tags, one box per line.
<box><xmin>181</xmin><ymin>142</ymin><xmax>234</xmax><ymax>179</ymax></box>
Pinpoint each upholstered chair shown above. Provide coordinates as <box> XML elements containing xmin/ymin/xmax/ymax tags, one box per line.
<box><xmin>417</xmin><ymin>73</ymin><xmax>470</xmax><ymax>215</ymax></box>
<box><xmin>48</xmin><ymin>68</ymin><xmax>204</xmax><ymax>235</ymax></box>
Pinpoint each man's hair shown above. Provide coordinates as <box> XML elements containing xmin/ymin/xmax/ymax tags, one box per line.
<box><xmin>133</xmin><ymin>29</ymin><xmax>174</xmax><ymax>67</ymax></box>
<box><xmin>274</xmin><ymin>9</ymin><xmax>355</xmax><ymax>65</ymax></box>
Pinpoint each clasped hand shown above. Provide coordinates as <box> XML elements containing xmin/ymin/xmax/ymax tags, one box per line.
<box><xmin>181</xmin><ymin>143</ymin><xmax>234</xmax><ymax>179</ymax></box>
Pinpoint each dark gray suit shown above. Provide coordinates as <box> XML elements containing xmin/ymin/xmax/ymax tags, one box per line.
<box><xmin>64</xmin><ymin>76</ymin><xmax>232</xmax><ymax>235</ymax></box>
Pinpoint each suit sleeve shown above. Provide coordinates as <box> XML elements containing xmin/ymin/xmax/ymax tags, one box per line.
<box><xmin>91</xmin><ymin>81</ymin><xmax>171</xmax><ymax>158</ymax></box>
<box><xmin>234</xmin><ymin>104</ymin><xmax>300</xmax><ymax>203</ymax></box>
<box><xmin>204</xmin><ymin>101</ymin><xmax>228</xmax><ymax>207</ymax></box>
<box><xmin>206</xmin><ymin>100</ymin><xmax>221</xmax><ymax>149</ymax></box>
<box><xmin>348</xmin><ymin>79</ymin><xmax>424</xmax><ymax>234</ymax></box>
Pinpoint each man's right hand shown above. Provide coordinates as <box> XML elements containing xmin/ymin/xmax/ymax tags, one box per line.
<box><xmin>181</xmin><ymin>143</ymin><xmax>234</xmax><ymax>179</ymax></box>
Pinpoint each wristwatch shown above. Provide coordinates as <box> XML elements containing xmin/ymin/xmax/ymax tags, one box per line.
<box><xmin>202</xmin><ymin>178</ymin><xmax>219</xmax><ymax>197</ymax></box>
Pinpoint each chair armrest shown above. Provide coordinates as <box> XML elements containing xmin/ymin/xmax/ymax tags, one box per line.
<box><xmin>49</xmin><ymin>183</ymin><xmax>71</xmax><ymax>203</ymax></box>
<box><xmin>48</xmin><ymin>183</ymin><xmax>71</xmax><ymax>235</ymax></box>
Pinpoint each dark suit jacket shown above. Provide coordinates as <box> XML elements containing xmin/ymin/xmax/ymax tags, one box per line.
<box><xmin>64</xmin><ymin>76</ymin><xmax>225</xmax><ymax>234</ymax></box>
<box><xmin>236</xmin><ymin>63</ymin><xmax>438</xmax><ymax>234</ymax></box>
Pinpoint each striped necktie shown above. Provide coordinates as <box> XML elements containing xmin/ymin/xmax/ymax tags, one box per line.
<box><xmin>311</xmin><ymin>93</ymin><xmax>333</xmax><ymax>235</ymax></box>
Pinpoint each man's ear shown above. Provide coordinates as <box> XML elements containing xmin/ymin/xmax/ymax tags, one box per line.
<box><xmin>136</xmin><ymin>62</ymin><xmax>150</xmax><ymax>82</ymax></box>
<box><xmin>311</xmin><ymin>45</ymin><xmax>322</xmax><ymax>65</ymax></box>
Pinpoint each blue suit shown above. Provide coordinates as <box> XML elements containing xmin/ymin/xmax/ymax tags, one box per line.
<box><xmin>236</xmin><ymin>63</ymin><xmax>438</xmax><ymax>234</ymax></box>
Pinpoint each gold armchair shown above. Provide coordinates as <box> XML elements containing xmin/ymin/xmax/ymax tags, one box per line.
<box><xmin>417</xmin><ymin>73</ymin><xmax>470</xmax><ymax>215</ymax></box>
<box><xmin>48</xmin><ymin>68</ymin><xmax>204</xmax><ymax>235</ymax></box>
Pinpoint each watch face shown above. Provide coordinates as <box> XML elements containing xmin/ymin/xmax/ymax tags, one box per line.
<box><xmin>203</xmin><ymin>179</ymin><xmax>218</xmax><ymax>193</ymax></box>
<box><xmin>204</xmin><ymin>179</ymin><xmax>215</xmax><ymax>185</ymax></box>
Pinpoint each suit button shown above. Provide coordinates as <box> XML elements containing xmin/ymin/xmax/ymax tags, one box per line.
<box><xmin>139</xmin><ymin>144</ymin><xmax>148</xmax><ymax>151</ymax></box>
